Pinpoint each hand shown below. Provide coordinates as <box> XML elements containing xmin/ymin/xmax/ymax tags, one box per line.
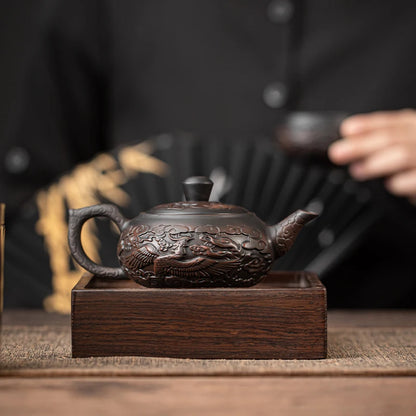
<box><xmin>328</xmin><ymin>109</ymin><xmax>416</xmax><ymax>201</ymax></box>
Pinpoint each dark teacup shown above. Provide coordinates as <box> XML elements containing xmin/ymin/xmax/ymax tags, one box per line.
<box><xmin>276</xmin><ymin>111</ymin><xmax>348</xmax><ymax>157</ymax></box>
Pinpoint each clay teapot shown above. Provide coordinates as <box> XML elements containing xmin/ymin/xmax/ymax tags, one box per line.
<box><xmin>68</xmin><ymin>176</ymin><xmax>317</xmax><ymax>288</ymax></box>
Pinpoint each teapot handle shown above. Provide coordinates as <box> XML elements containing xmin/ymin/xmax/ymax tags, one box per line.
<box><xmin>68</xmin><ymin>204</ymin><xmax>128</xmax><ymax>278</ymax></box>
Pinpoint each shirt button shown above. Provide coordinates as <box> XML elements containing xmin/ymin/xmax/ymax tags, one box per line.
<box><xmin>4</xmin><ymin>147</ymin><xmax>30</xmax><ymax>174</ymax></box>
<box><xmin>267</xmin><ymin>0</ymin><xmax>294</xmax><ymax>23</ymax></box>
<box><xmin>263</xmin><ymin>82</ymin><xmax>288</xmax><ymax>109</ymax></box>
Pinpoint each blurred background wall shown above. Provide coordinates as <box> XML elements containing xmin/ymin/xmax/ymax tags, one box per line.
<box><xmin>0</xmin><ymin>1</ymin><xmax>48</xmax><ymax>145</ymax></box>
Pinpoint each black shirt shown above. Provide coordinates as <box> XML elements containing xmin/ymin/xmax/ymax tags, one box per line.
<box><xmin>2</xmin><ymin>0</ymin><xmax>416</xmax><ymax>308</ymax></box>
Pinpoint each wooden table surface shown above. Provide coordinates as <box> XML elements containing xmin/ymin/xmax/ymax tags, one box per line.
<box><xmin>1</xmin><ymin>309</ymin><xmax>416</xmax><ymax>416</ymax></box>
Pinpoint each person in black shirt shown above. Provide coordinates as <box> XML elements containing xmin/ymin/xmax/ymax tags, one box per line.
<box><xmin>1</xmin><ymin>0</ymin><xmax>416</xmax><ymax>310</ymax></box>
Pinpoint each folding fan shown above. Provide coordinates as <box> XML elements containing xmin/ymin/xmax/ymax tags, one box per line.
<box><xmin>4</xmin><ymin>131</ymin><xmax>388</xmax><ymax>309</ymax></box>
<box><xmin>120</xmin><ymin>132</ymin><xmax>384</xmax><ymax>277</ymax></box>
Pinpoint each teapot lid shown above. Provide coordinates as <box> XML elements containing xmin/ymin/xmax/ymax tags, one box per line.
<box><xmin>147</xmin><ymin>176</ymin><xmax>248</xmax><ymax>215</ymax></box>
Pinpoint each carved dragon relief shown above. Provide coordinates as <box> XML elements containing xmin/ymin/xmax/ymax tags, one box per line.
<box><xmin>117</xmin><ymin>224</ymin><xmax>273</xmax><ymax>287</ymax></box>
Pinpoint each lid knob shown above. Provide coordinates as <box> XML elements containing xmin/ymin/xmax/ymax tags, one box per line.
<box><xmin>183</xmin><ymin>176</ymin><xmax>213</xmax><ymax>201</ymax></box>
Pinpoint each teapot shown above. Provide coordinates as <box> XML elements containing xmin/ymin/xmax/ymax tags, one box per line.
<box><xmin>68</xmin><ymin>176</ymin><xmax>317</xmax><ymax>288</ymax></box>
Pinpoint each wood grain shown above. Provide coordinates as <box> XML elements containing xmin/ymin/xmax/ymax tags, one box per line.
<box><xmin>1</xmin><ymin>377</ymin><xmax>415</xmax><ymax>416</ymax></box>
<box><xmin>5</xmin><ymin>308</ymin><xmax>416</xmax><ymax>328</ymax></box>
<box><xmin>71</xmin><ymin>271</ymin><xmax>327</xmax><ymax>359</ymax></box>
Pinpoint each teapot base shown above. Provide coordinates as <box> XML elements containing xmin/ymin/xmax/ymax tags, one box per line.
<box><xmin>129</xmin><ymin>270</ymin><xmax>265</xmax><ymax>288</ymax></box>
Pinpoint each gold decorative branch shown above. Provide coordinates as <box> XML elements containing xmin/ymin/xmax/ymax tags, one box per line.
<box><xmin>35</xmin><ymin>140</ymin><xmax>168</xmax><ymax>313</ymax></box>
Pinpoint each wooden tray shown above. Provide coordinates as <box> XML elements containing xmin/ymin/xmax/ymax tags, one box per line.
<box><xmin>71</xmin><ymin>271</ymin><xmax>327</xmax><ymax>359</ymax></box>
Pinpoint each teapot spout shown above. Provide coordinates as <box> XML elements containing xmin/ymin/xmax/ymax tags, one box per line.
<box><xmin>269</xmin><ymin>210</ymin><xmax>318</xmax><ymax>259</ymax></box>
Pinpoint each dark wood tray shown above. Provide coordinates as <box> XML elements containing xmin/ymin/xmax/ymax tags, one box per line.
<box><xmin>71</xmin><ymin>271</ymin><xmax>327</xmax><ymax>359</ymax></box>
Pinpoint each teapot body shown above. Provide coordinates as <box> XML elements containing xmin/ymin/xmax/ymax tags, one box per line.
<box><xmin>68</xmin><ymin>177</ymin><xmax>317</xmax><ymax>288</ymax></box>
<box><xmin>117</xmin><ymin>207</ymin><xmax>274</xmax><ymax>288</ymax></box>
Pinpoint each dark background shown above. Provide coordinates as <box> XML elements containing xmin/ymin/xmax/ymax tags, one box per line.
<box><xmin>1</xmin><ymin>1</ymin><xmax>416</xmax><ymax>310</ymax></box>
<box><xmin>0</xmin><ymin>1</ymin><xmax>48</xmax><ymax>147</ymax></box>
